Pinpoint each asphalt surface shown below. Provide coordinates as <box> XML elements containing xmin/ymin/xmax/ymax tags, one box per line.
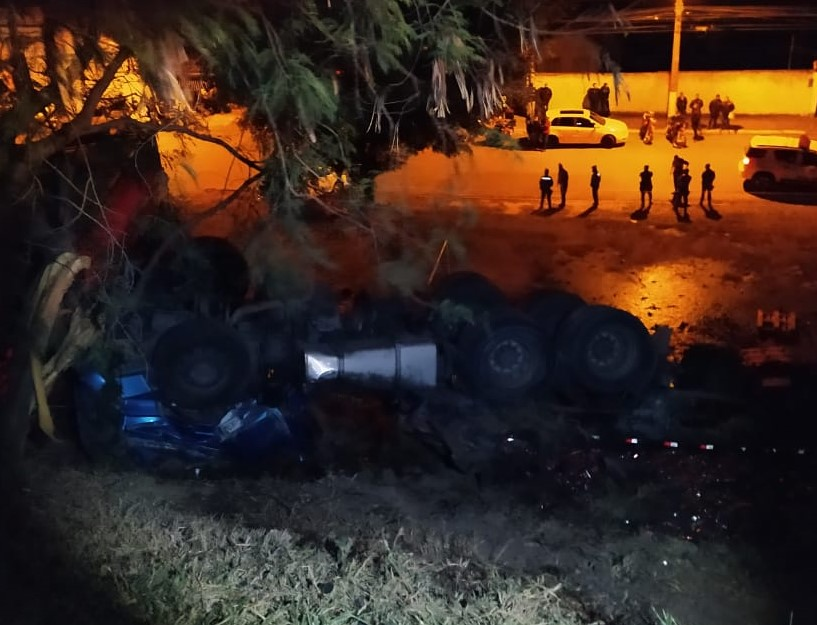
<box><xmin>375</xmin><ymin>116</ymin><xmax>817</xmax><ymax>210</ymax></box>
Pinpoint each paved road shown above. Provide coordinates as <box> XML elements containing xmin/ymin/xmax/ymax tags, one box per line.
<box><xmin>375</xmin><ymin>130</ymin><xmax>811</xmax><ymax>214</ymax></box>
<box><xmin>169</xmin><ymin>112</ymin><xmax>817</xmax><ymax>354</ymax></box>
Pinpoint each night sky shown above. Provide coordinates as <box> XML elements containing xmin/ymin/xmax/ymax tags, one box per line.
<box><xmin>603</xmin><ymin>31</ymin><xmax>815</xmax><ymax>71</ymax></box>
<box><xmin>585</xmin><ymin>0</ymin><xmax>817</xmax><ymax>71</ymax></box>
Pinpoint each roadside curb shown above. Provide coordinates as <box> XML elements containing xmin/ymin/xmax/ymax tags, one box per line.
<box><xmin>627</xmin><ymin>128</ymin><xmax>807</xmax><ymax>136</ymax></box>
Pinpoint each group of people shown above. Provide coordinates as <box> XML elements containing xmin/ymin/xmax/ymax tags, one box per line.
<box><xmin>583</xmin><ymin>83</ymin><xmax>612</xmax><ymax>117</ymax></box>
<box><xmin>535</xmin><ymin>158</ymin><xmax>716</xmax><ymax>221</ymax></box>
<box><xmin>673</xmin><ymin>92</ymin><xmax>736</xmax><ymax>136</ymax></box>
<box><xmin>535</xmin><ymin>164</ymin><xmax>602</xmax><ymax>212</ymax></box>
<box><xmin>665</xmin><ymin>155</ymin><xmax>716</xmax><ymax>220</ymax></box>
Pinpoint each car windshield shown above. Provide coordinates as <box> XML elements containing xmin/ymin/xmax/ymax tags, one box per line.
<box><xmin>589</xmin><ymin>112</ymin><xmax>606</xmax><ymax>125</ymax></box>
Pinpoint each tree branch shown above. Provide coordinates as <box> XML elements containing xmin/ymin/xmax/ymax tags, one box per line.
<box><xmin>155</xmin><ymin>123</ymin><xmax>264</xmax><ymax>171</ymax></box>
<box><xmin>73</xmin><ymin>46</ymin><xmax>131</xmax><ymax>131</ymax></box>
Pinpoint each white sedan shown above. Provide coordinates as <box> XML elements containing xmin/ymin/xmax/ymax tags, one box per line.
<box><xmin>546</xmin><ymin>109</ymin><xmax>629</xmax><ymax>148</ymax></box>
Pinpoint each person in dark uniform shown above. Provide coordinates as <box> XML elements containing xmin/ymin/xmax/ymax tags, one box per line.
<box><xmin>689</xmin><ymin>93</ymin><xmax>704</xmax><ymax>139</ymax></box>
<box><xmin>708</xmin><ymin>95</ymin><xmax>722</xmax><ymax>129</ymax></box>
<box><xmin>671</xmin><ymin>154</ymin><xmax>689</xmax><ymax>192</ymax></box>
<box><xmin>677</xmin><ymin>167</ymin><xmax>692</xmax><ymax>219</ymax></box>
<box><xmin>599</xmin><ymin>82</ymin><xmax>611</xmax><ymax>116</ymax></box>
<box><xmin>557</xmin><ymin>163</ymin><xmax>569</xmax><ymax>208</ymax></box>
<box><xmin>670</xmin><ymin>154</ymin><xmax>688</xmax><ymax>208</ymax></box>
<box><xmin>590</xmin><ymin>165</ymin><xmax>601</xmax><ymax>208</ymax></box>
<box><xmin>587</xmin><ymin>83</ymin><xmax>600</xmax><ymax>114</ymax></box>
<box><xmin>721</xmin><ymin>97</ymin><xmax>735</xmax><ymax>128</ymax></box>
<box><xmin>676</xmin><ymin>92</ymin><xmax>688</xmax><ymax>116</ymax></box>
<box><xmin>538</xmin><ymin>84</ymin><xmax>553</xmax><ymax>112</ymax></box>
<box><xmin>538</xmin><ymin>168</ymin><xmax>554</xmax><ymax>210</ymax></box>
<box><xmin>700</xmin><ymin>163</ymin><xmax>715</xmax><ymax>209</ymax></box>
<box><xmin>639</xmin><ymin>165</ymin><xmax>653</xmax><ymax>209</ymax></box>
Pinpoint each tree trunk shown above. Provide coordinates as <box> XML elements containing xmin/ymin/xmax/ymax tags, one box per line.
<box><xmin>0</xmin><ymin>163</ymin><xmax>46</xmax><ymax>479</ymax></box>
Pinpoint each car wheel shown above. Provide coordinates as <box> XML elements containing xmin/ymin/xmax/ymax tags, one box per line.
<box><xmin>751</xmin><ymin>173</ymin><xmax>775</xmax><ymax>191</ymax></box>
<box><xmin>525</xmin><ymin>289</ymin><xmax>586</xmax><ymax>347</ymax></box>
<box><xmin>150</xmin><ymin>318</ymin><xmax>255</xmax><ymax>410</ymax></box>
<box><xmin>457</xmin><ymin>308</ymin><xmax>547</xmax><ymax>403</ymax></box>
<box><xmin>600</xmin><ymin>135</ymin><xmax>616</xmax><ymax>148</ymax></box>
<box><xmin>555</xmin><ymin>305</ymin><xmax>657</xmax><ymax>398</ymax></box>
<box><xmin>546</xmin><ymin>135</ymin><xmax>560</xmax><ymax>148</ymax></box>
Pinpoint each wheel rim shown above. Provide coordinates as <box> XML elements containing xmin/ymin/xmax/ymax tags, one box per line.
<box><xmin>175</xmin><ymin>348</ymin><xmax>227</xmax><ymax>390</ymax></box>
<box><xmin>584</xmin><ymin>328</ymin><xmax>638</xmax><ymax>380</ymax></box>
<box><xmin>485</xmin><ymin>337</ymin><xmax>536</xmax><ymax>390</ymax></box>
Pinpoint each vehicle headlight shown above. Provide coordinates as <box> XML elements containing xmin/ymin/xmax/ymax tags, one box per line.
<box><xmin>741</xmin><ymin>156</ymin><xmax>750</xmax><ymax>165</ymax></box>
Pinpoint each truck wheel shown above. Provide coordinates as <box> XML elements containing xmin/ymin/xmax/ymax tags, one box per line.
<box><xmin>187</xmin><ymin>236</ymin><xmax>250</xmax><ymax>307</ymax></box>
<box><xmin>150</xmin><ymin>318</ymin><xmax>254</xmax><ymax>410</ymax></box>
<box><xmin>525</xmin><ymin>289</ymin><xmax>586</xmax><ymax>346</ymax></box>
<box><xmin>458</xmin><ymin>308</ymin><xmax>547</xmax><ymax>403</ymax></box>
<box><xmin>432</xmin><ymin>271</ymin><xmax>506</xmax><ymax>311</ymax></box>
<box><xmin>556</xmin><ymin>305</ymin><xmax>657</xmax><ymax>397</ymax></box>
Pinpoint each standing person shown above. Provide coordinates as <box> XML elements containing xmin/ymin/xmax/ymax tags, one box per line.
<box><xmin>678</xmin><ymin>167</ymin><xmax>692</xmax><ymax>219</ymax></box>
<box><xmin>557</xmin><ymin>163</ymin><xmax>569</xmax><ymax>208</ymax></box>
<box><xmin>542</xmin><ymin>114</ymin><xmax>551</xmax><ymax>148</ymax></box>
<box><xmin>588</xmin><ymin>83</ymin><xmax>600</xmax><ymax>114</ymax></box>
<box><xmin>590</xmin><ymin>165</ymin><xmax>601</xmax><ymax>208</ymax></box>
<box><xmin>538</xmin><ymin>84</ymin><xmax>553</xmax><ymax>112</ymax></box>
<box><xmin>599</xmin><ymin>82</ymin><xmax>611</xmax><ymax>116</ymax></box>
<box><xmin>671</xmin><ymin>154</ymin><xmax>689</xmax><ymax>204</ymax></box>
<box><xmin>639</xmin><ymin>165</ymin><xmax>653</xmax><ymax>209</ymax></box>
<box><xmin>689</xmin><ymin>93</ymin><xmax>704</xmax><ymax>139</ymax></box>
<box><xmin>708</xmin><ymin>94</ymin><xmax>722</xmax><ymax>129</ymax></box>
<box><xmin>700</xmin><ymin>163</ymin><xmax>715</xmax><ymax>209</ymax></box>
<box><xmin>676</xmin><ymin>92</ymin><xmax>688</xmax><ymax>116</ymax></box>
<box><xmin>538</xmin><ymin>168</ymin><xmax>554</xmax><ymax>211</ymax></box>
<box><xmin>722</xmin><ymin>97</ymin><xmax>735</xmax><ymax>128</ymax></box>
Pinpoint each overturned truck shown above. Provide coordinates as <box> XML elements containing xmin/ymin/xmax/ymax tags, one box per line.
<box><xmin>65</xmin><ymin>236</ymin><xmax>661</xmax><ymax>472</ymax></box>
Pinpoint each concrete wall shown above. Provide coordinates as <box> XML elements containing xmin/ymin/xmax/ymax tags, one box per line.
<box><xmin>530</xmin><ymin>69</ymin><xmax>817</xmax><ymax>116</ymax></box>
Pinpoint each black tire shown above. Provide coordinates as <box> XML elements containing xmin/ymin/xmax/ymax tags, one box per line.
<box><xmin>432</xmin><ymin>271</ymin><xmax>506</xmax><ymax>312</ymax></box>
<box><xmin>134</xmin><ymin>236</ymin><xmax>249</xmax><ymax>311</ymax></box>
<box><xmin>600</xmin><ymin>135</ymin><xmax>616</xmax><ymax>148</ymax></box>
<box><xmin>525</xmin><ymin>289</ymin><xmax>586</xmax><ymax>346</ymax></box>
<box><xmin>555</xmin><ymin>305</ymin><xmax>657</xmax><ymax>398</ymax></box>
<box><xmin>750</xmin><ymin>173</ymin><xmax>774</xmax><ymax>191</ymax></box>
<box><xmin>187</xmin><ymin>236</ymin><xmax>250</xmax><ymax>307</ymax></box>
<box><xmin>546</xmin><ymin>135</ymin><xmax>560</xmax><ymax>148</ymax></box>
<box><xmin>457</xmin><ymin>308</ymin><xmax>547</xmax><ymax>403</ymax></box>
<box><xmin>149</xmin><ymin>318</ymin><xmax>254</xmax><ymax>410</ymax></box>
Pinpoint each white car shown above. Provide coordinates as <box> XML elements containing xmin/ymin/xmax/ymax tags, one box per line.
<box><xmin>740</xmin><ymin>135</ymin><xmax>817</xmax><ymax>191</ymax></box>
<box><xmin>546</xmin><ymin>109</ymin><xmax>629</xmax><ymax>148</ymax></box>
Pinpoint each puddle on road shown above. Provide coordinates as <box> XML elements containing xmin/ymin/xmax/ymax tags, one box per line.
<box><xmin>557</xmin><ymin>257</ymin><xmax>756</xmax><ymax>347</ymax></box>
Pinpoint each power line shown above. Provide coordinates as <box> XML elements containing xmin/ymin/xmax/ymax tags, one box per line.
<box><xmin>545</xmin><ymin>4</ymin><xmax>817</xmax><ymax>34</ymax></box>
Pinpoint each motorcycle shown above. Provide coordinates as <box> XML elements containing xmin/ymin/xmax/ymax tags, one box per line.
<box><xmin>639</xmin><ymin>112</ymin><xmax>655</xmax><ymax>145</ymax></box>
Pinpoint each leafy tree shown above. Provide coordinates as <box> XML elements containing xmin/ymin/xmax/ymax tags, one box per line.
<box><xmin>0</xmin><ymin>0</ymin><xmax>549</xmax><ymax>470</ymax></box>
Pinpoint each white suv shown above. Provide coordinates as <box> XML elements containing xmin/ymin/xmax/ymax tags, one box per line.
<box><xmin>740</xmin><ymin>135</ymin><xmax>817</xmax><ymax>191</ymax></box>
<box><xmin>546</xmin><ymin>109</ymin><xmax>629</xmax><ymax>148</ymax></box>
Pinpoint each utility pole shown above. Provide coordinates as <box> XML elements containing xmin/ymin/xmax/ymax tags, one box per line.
<box><xmin>667</xmin><ymin>0</ymin><xmax>683</xmax><ymax>121</ymax></box>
